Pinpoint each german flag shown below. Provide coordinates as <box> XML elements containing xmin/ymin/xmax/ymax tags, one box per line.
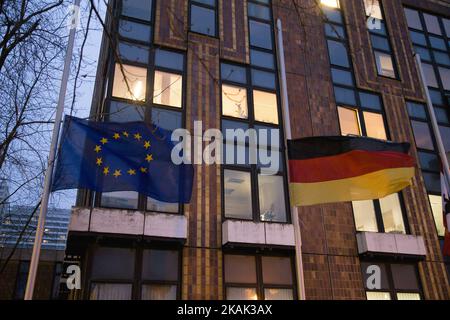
<box><xmin>288</xmin><ymin>136</ymin><xmax>416</xmax><ymax>207</ymax></box>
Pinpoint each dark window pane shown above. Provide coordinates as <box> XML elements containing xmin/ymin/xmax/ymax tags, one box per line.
<box><xmin>142</xmin><ymin>250</ymin><xmax>179</xmax><ymax>281</ymax></box>
<box><xmin>369</xmin><ymin>20</ymin><xmax>387</xmax><ymax>36</ymax></box>
<box><xmin>429</xmin><ymin>36</ymin><xmax>446</xmax><ymax>50</ymax></box>
<box><xmin>334</xmin><ymin>86</ymin><xmax>357</xmax><ymax>105</ymax></box>
<box><xmin>406</xmin><ymin>101</ymin><xmax>427</xmax><ymax>119</ymax></box>
<box><xmin>251</xmin><ymin>69</ymin><xmax>276</xmax><ymax>89</ymax></box>
<box><xmin>119</xmin><ymin>42</ymin><xmax>149</xmax><ymax>64</ymax></box>
<box><xmin>435</xmin><ymin>107</ymin><xmax>449</xmax><ymax>124</ymax></box>
<box><xmin>222</xmin><ymin>120</ymin><xmax>250</xmax><ymax>141</ymax></box>
<box><xmin>371</xmin><ymin>34</ymin><xmax>390</xmax><ymax>51</ymax></box>
<box><xmin>414</xmin><ymin>46</ymin><xmax>431</xmax><ymax>62</ymax></box>
<box><xmin>323</xmin><ymin>7</ymin><xmax>343</xmax><ymax>24</ymax></box>
<box><xmin>91</xmin><ymin>247</ymin><xmax>135</xmax><ymax>280</ymax></box>
<box><xmin>438</xmin><ymin>67</ymin><xmax>450</xmax><ymax>90</ymax></box>
<box><xmin>423</xmin><ymin>172</ymin><xmax>441</xmax><ymax>193</ymax></box>
<box><xmin>325</xmin><ymin>23</ymin><xmax>345</xmax><ymax>39</ymax></box>
<box><xmin>374</xmin><ymin>51</ymin><xmax>395</xmax><ymax>78</ymax></box>
<box><xmin>221</xmin><ymin>63</ymin><xmax>247</xmax><ymax>83</ymax></box>
<box><xmin>119</xmin><ymin>20</ymin><xmax>151</xmax><ymax>42</ymax></box>
<box><xmin>249</xmin><ymin>20</ymin><xmax>273</xmax><ymax>49</ymax></box>
<box><xmin>418</xmin><ymin>152</ymin><xmax>439</xmax><ymax>172</ymax></box>
<box><xmin>411</xmin><ymin>120</ymin><xmax>434</xmax><ymax>150</ymax></box>
<box><xmin>190</xmin><ymin>5</ymin><xmax>216</xmax><ymax>36</ymax></box>
<box><xmin>250</xmin><ymin>50</ymin><xmax>275</xmax><ymax>69</ymax></box>
<box><xmin>194</xmin><ymin>0</ymin><xmax>216</xmax><ymax>6</ymax></box>
<box><xmin>122</xmin><ymin>0</ymin><xmax>152</xmax><ymax>21</ymax></box>
<box><xmin>424</xmin><ymin>13</ymin><xmax>442</xmax><ymax>35</ymax></box>
<box><xmin>248</xmin><ymin>2</ymin><xmax>270</xmax><ymax>20</ymax></box>
<box><xmin>155</xmin><ymin>49</ymin><xmax>184</xmax><ymax>71</ymax></box>
<box><xmin>262</xmin><ymin>257</ymin><xmax>293</xmax><ymax>285</ymax></box>
<box><xmin>434</xmin><ymin>52</ymin><xmax>450</xmax><ymax>66</ymax></box>
<box><xmin>224</xmin><ymin>255</ymin><xmax>257</xmax><ymax>284</ymax></box>
<box><xmin>440</xmin><ymin>126</ymin><xmax>450</xmax><ymax>152</ymax></box>
<box><xmin>109</xmin><ymin>101</ymin><xmax>145</xmax><ymax>122</ymax></box>
<box><xmin>404</xmin><ymin>8</ymin><xmax>422</xmax><ymax>30</ymax></box>
<box><xmin>327</xmin><ymin>40</ymin><xmax>350</xmax><ymax>68</ymax></box>
<box><xmin>421</xmin><ymin>63</ymin><xmax>438</xmax><ymax>88</ymax></box>
<box><xmin>429</xmin><ymin>89</ymin><xmax>443</xmax><ymax>105</ymax></box>
<box><xmin>409</xmin><ymin>31</ymin><xmax>427</xmax><ymax>45</ymax></box>
<box><xmin>359</xmin><ymin>92</ymin><xmax>382</xmax><ymax>110</ymax></box>
<box><xmin>151</xmin><ymin>108</ymin><xmax>182</xmax><ymax>131</ymax></box>
<box><xmin>331</xmin><ymin>68</ymin><xmax>353</xmax><ymax>86</ymax></box>
<box><xmin>391</xmin><ymin>264</ymin><xmax>420</xmax><ymax>290</ymax></box>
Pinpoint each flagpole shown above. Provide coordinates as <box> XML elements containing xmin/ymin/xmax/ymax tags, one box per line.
<box><xmin>414</xmin><ymin>54</ymin><xmax>450</xmax><ymax>190</ymax></box>
<box><xmin>24</xmin><ymin>0</ymin><xmax>80</xmax><ymax>300</ymax></box>
<box><xmin>276</xmin><ymin>18</ymin><xmax>306</xmax><ymax>301</ymax></box>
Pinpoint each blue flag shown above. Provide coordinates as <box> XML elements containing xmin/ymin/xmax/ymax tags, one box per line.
<box><xmin>52</xmin><ymin>116</ymin><xmax>194</xmax><ymax>204</ymax></box>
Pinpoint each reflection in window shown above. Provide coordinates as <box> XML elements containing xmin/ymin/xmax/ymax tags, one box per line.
<box><xmin>423</xmin><ymin>13</ymin><xmax>442</xmax><ymax>35</ymax></box>
<box><xmin>119</xmin><ymin>20</ymin><xmax>151</xmax><ymax>43</ymax></box>
<box><xmin>190</xmin><ymin>4</ymin><xmax>216</xmax><ymax>36</ymax></box>
<box><xmin>224</xmin><ymin>170</ymin><xmax>252</xmax><ymax>219</ymax></box>
<box><xmin>327</xmin><ymin>40</ymin><xmax>350</xmax><ymax>67</ymax></box>
<box><xmin>153</xmin><ymin>71</ymin><xmax>183</xmax><ymax>108</ymax></box>
<box><xmin>112</xmin><ymin>64</ymin><xmax>147</xmax><ymax>101</ymax></box>
<box><xmin>122</xmin><ymin>0</ymin><xmax>152</xmax><ymax>21</ymax></box>
<box><xmin>338</xmin><ymin>107</ymin><xmax>360</xmax><ymax>136</ymax></box>
<box><xmin>258</xmin><ymin>175</ymin><xmax>286</xmax><ymax>223</ymax></box>
<box><xmin>142</xmin><ymin>285</ymin><xmax>177</xmax><ymax>300</ymax></box>
<box><xmin>411</xmin><ymin>120</ymin><xmax>434</xmax><ymax>150</ymax></box>
<box><xmin>101</xmin><ymin>191</ymin><xmax>139</xmax><ymax>210</ymax></box>
<box><xmin>90</xmin><ymin>283</ymin><xmax>132</xmax><ymax>300</ymax></box>
<box><xmin>222</xmin><ymin>85</ymin><xmax>248</xmax><ymax>119</ymax></box>
<box><xmin>404</xmin><ymin>8</ymin><xmax>423</xmax><ymax>30</ymax></box>
<box><xmin>429</xmin><ymin>194</ymin><xmax>445</xmax><ymax>236</ymax></box>
<box><xmin>109</xmin><ymin>101</ymin><xmax>145</xmax><ymax>122</ymax></box>
<box><xmin>147</xmin><ymin>197</ymin><xmax>179</xmax><ymax>213</ymax></box>
<box><xmin>363</xmin><ymin>112</ymin><xmax>387</xmax><ymax>140</ymax></box>
<box><xmin>249</xmin><ymin>20</ymin><xmax>273</xmax><ymax>50</ymax></box>
<box><xmin>438</xmin><ymin>67</ymin><xmax>450</xmax><ymax>90</ymax></box>
<box><xmin>364</xmin><ymin>0</ymin><xmax>382</xmax><ymax>20</ymax></box>
<box><xmin>374</xmin><ymin>51</ymin><xmax>395</xmax><ymax>78</ymax></box>
<box><xmin>380</xmin><ymin>193</ymin><xmax>406</xmax><ymax>234</ymax></box>
<box><xmin>352</xmin><ymin>200</ymin><xmax>378</xmax><ymax>232</ymax></box>
<box><xmin>421</xmin><ymin>63</ymin><xmax>438</xmax><ymax>88</ymax></box>
<box><xmin>253</xmin><ymin>90</ymin><xmax>279</xmax><ymax>124</ymax></box>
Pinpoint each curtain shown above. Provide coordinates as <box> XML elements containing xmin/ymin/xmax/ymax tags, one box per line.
<box><xmin>141</xmin><ymin>284</ymin><xmax>177</xmax><ymax>300</ymax></box>
<box><xmin>226</xmin><ymin>287</ymin><xmax>258</xmax><ymax>300</ymax></box>
<box><xmin>90</xmin><ymin>283</ymin><xmax>132</xmax><ymax>300</ymax></box>
<box><xmin>264</xmin><ymin>288</ymin><xmax>293</xmax><ymax>300</ymax></box>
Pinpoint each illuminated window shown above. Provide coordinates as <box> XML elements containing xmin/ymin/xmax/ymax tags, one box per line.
<box><xmin>222</xmin><ymin>85</ymin><xmax>248</xmax><ymax>119</ymax></box>
<box><xmin>253</xmin><ymin>90</ymin><xmax>279</xmax><ymax>124</ymax></box>
<box><xmin>112</xmin><ymin>63</ymin><xmax>147</xmax><ymax>101</ymax></box>
<box><xmin>366</xmin><ymin>292</ymin><xmax>391</xmax><ymax>300</ymax></box>
<box><xmin>338</xmin><ymin>107</ymin><xmax>361</xmax><ymax>136</ymax></box>
<box><xmin>258</xmin><ymin>175</ymin><xmax>286</xmax><ymax>222</ymax></box>
<box><xmin>320</xmin><ymin>0</ymin><xmax>340</xmax><ymax>8</ymax></box>
<box><xmin>364</xmin><ymin>0</ymin><xmax>382</xmax><ymax>20</ymax></box>
<box><xmin>429</xmin><ymin>194</ymin><xmax>445</xmax><ymax>236</ymax></box>
<box><xmin>380</xmin><ymin>193</ymin><xmax>406</xmax><ymax>234</ymax></box>
<box><xmin>153</xmin><ymin>71</ymin><xmax>182</xmax><ymax>108</ymax></box>
<box><xmin>374</xmin><ymin>51</ymin><xmax>395</xmax><ymax>78</ymax></box>
<box><xmin>363</xmin><ymin>111</ymin><xmax>387</xmax><ymax>140</ymax></box>
<box><xmin>353</xmin><ymin>200</ymin><xmax>378</xmax><ymax>232</ymax></box>
<box><xmin>224</xmin><ymin>170</ymin><xmax>252</xmax><ymax>220</ymax></box>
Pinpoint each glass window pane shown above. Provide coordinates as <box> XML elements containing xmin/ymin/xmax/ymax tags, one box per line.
<box><xmin>335</xmin><ymin>87</ymin><xmax>357</xmax><ymax>105</ymax></box>
<box><xmin>364</xmin><ymin>0</ymin><xmax>382</xmax><ymax>19</ymax></box>
<box><xmin>418</xmin><ymin>152</ymin><xmax>439</xmax><ymax>172</ymax></box>
<box><xmin>411</xmin><ymin>120</ymin><xmax>434</xmax><ymax>150</ymax></box>
<box><xmin>414</xmin><ymin>46</ymin><xmax>431</xmax><ymax>62</ymax></box>
<box><xmin>325</xmin><ymin>23</ymin><xmax>345</xmax><ymax>39</ymax></box>
<box><xmin>445</xmin><ymin>18</ymin><xmax>450</xmax><ymax>37</ymax></box>
<box><xmin>363</xmin><ymin>112</ymin><xmax>387</xmax><ymax>140</ymax></box>
<box><xmin>122</xmin><ymin>0</ymin><xmax>152</xmax><ymax>21</ymax></box>
<box><xmin>262</xmin><ymin>257</ymin><xmax>293</xmax><ymax>285</ymax></box>
<box><xmin>194</xmin><ymin>0</ymin><xmax>216</xmax><ymax>6</ymax></box>
<box><xmin>155</xmin><ymin>49</ymin><xmax>184</xmax><ymax>71</ymax></box>
<box><xmin>264</xmin><ymin>288</ymin><xmax>293</xmax><ymax>300</ymax></box>
<box><xmin>424</xmin><ymin>13</ymin><xmax>442</xmax><ymax>35</ymax></box>
<box><xmin>142</xmin><ymin>249</ymin><xmax>178</xmax><ymax>281</ymax></box>
<box><xmin>440</xmin><ymin>126</ymin><xmax>450</xmax><ymax>151</ymax></box>
<box><xmin>374</xmin><ymin>51</ymin><xmax>395</xmax><ymax>78</ymax></box>
<box><xmin>380</xmin><ymin>193</ymin><xmax>406</xmax><ymax>234</ymax></box>
<box><xmin>224</xmin><ymin>255</ymin><xmax>257</xmax><ymax>284</ymax></box>
<box><xmin>331</xmin><ymin>68</ymin><xmax>353</xmax><ymax>86</ymax></box>
<box><xmin>406</xmin><ymin>102</ymin><xmax>427</xmax><ymax>119</ymax></box>
<box><xmin>153</xmin><ymin>71</ymin><xmax>183</xmax><ymax>108</ymax></box>
<box><xmin>327</xmin><ymin>40</ymin><xmax>350</xmax><ymax>67</ymax></box>
<box><xmin>429</xmin><ymin>89</ymin><xmax>443</xmax><ymax>105</ymax></box>
<box><xmin>221</xmin><ymin>63</ymin><xmax>247</xmax><ymax>83</ymax></box>
<box><xmin>352</xmin><ymin>200</ymin><xmax>378</xmax><ymax>232</ymax></box>
<box><xmin>323</xmin><ymin>7</ymin><xmax>342</xmax><ymax>23</ymax></box>
<box><xmin>224</xmin><ymin>170</ymin><xmax>252</xmax><ymax>219</ymax></box>
<box><xmin>258</xmin><ymin>175</ymin><xmax>287</xmax><ymax>223</ymax></box>
<box><xmin>404</xmin><ymin>8</ymin><xmax>422</xmax><ymax>30</ymax></box>
<box><xmin>226</xmin><ymin>287</ymin><xmax>258</xmax><ymax>300</ymax></box>
<box><xmin>429</xmin><ymin>194</ymin><xmax>445</xmax><ymax>237</ymax></box>
<box><xmin>434</xmin><ymin>52</ymin><xmax>450</xmax><ymax>66</ymax></box>
<box><xmin>101</xmin><ymin>191</ymin><xmax>139</xmax><ymax>210</ymax></box>
<box><xmin>429</xmin><ymin>36</ymin><xmax>446</xmax><ymax>50</ymax></box>
<box><xmin>119</xmin><ymin>20</ymin><xmax>151</xmax><ymax>42</ymax></box>
<box><xmin>112</xmin><ymin>63</ymin><xmax>147</xmax><ymax>101</ymax></box>
<box><xmin>119</xmin><ymin>42</ymin><xmax>149</xmax><ymax>64</ymax></box>
<box><xmin>397</xmin><ymin>293</ymin><xmax>421</xmax><ymax>300</ymax></box>
<box><xmin>253</xmin><ymin>90</ymin><xmax>279</xmax><ymax>124</ymax></box>
<box><xmin>359</xmin><ymin>92</ymin><xmax>382</xmax><ymax>110</ymax></box>
<box><xmin>320</xmin><ymin>0</ymin><xmax>340</xmax><ymax>8</ymax></box>
<box><xmin>141</xmin><ymin>284</ymin><xmax>177</xmax><ymax>300</ymax></box>
<box><xmin>91</xmin><ymin>247</ymin><xmax>136</xmax><ymax>280</ymax></box>
<box><xmin>248</xmin><ymin>3</ymin><xmax>270</xmax><ymax>20</ymax></box>
<box><xmin>222</xmin><ymin>84</ymin><xmax>248</xmax><ymax>119</ymax></box>
<box><xmin>108</xmin><ymin>101</ymin><xmax>145</xmax><ymax>122</ymax></box>
<box><xmin>249</xmin><ymin>20</ymin><xmax>273</xmax><ymax>49</ymax></box>
<box><xmin>251</xmin><ymin>69</ymin><xmax>276</xmax><ymax>89</ymax></box>
<box><xmin>371</xmin><ymin>35</ymin><xmax>390</xmax><ymax>51</ymax></box>
<box><xmin>190</xmin><ymin>5</ymin><xmax>216</xmax><ymax>36</ymax></box>
<box><xmin>421</xmin><ymin>63</ymin><xmax>438</xmax><ymax>88</ymax></box>
<box><xmin>409</xmin><ymin>31</ymin><xmax>427</xmax><ymax>45</ymax></box>
<box><xmin>90</xmin><ymin>283</ymin><xmax>132</xmax><ymax>300</ymax></box>
<box><xmin>250</xmin><ymin>50</ymin><xmax>275</xmax><ymax>69</ymax></box>
<box><xmin>435</xmin><ymin>108</ymin><xmax>449</xmax><ymax>124</ymax></box>
<box><xmin>438</xmin><ymin>67</ymin><xmax>450</xmax><ymax>90</ymax></box>
<box><xmin>391</xmin><ymin>264</ymin><xmax>420</xmax><ymax>290</ymax></box>
<box><xmin>338</xmin><ymin>106</ymin><xmax>360</xmax><ymax>136</ymax></box>
<box><xmin>423</xmin><ymin>172</ymin><xmax>441</xmax><ymax>193</ymax></box>
<box><xmin>147</xmin><ymin>197</ymin><xmax>179</xmax><ymax>213</ymax></box>
<box><xmin>366</xmin><ymin>291</ymin><xmax>391</xmax><ymax>300</ymax></box>
<box><xmin>151</xmin><ymin>108</ymin><xmax>182</xmax><ymax>131</ymax></box>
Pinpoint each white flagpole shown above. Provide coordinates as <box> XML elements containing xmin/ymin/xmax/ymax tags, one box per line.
<box><xmin>276</xmin><ymin>18</ymin><xmax>306</xmax><ymax>300</ymax></box>
<box><xmin>414</xmin><ymin>54</ymin><xmax>450</xmax><ymax>190</ymax></box>
<box><xmin>24</xmin><ymin>0</ymin><xmax>80</xmax><ymax>300</ymax></box>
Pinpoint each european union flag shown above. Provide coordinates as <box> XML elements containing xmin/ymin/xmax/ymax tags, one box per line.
<box><xmin>52</xmin><ymin>116</ymin><xmax>194</xmax><ymax>204</ymax></box>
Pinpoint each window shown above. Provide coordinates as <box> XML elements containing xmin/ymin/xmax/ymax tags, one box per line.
<box><xmin>353</xmin><ymin>193</ymin><xmax>406</xmax><ymax>234</ymax></box>
<box><xmin>224</xmin><ymin>170</ymin><xmax>253</xmax><ymax>220</ymax></box>
<box><xmin>153</xmin><ymin>71</ymin><xmax>183</xmax><ymax>108</ymax></box>
<box><xmin>122</xmin><ymin>0</ymin><xmax>153</xmax><ymax>21</ymax></box>
<box><xmin>89</xmin><ymin>247</ymin><xmax>180</xmax><ymax>300</ymax></box>
<box><xmin>190</xmin><ymin>0</ymin><xmax>217</xmax><ymax>37</ymax></box>
<box><xmin>224</xmin><ymin>254</ymin><xmax>296</xmax><ymax>300</ymax></box>
<box><xmin>320</xmin><ymin>0</ymin><xmax>340</xmax><ymax>8</ymax></box>
<box><xmin>338</xmin><ymin>107</ymin><xmax>360</xmax><ymax>136</ymax></box>
<box><xmin>364</xmin><ymin>0</ymin><xmax>398</xmax><ymax>78</ymax></box>
<box><xmin>429</xmin><ymin>195</ymin><xmax>445</xmax><ymax>236</ymax></box>
<box><xmin>327</xmin><ymin>40</ymin><xmax>350</xmax><ymax>67</ymax></box>
<box><xmin>222</xmin><ymin>85</ymin><xmax>248</xmax><ymax>119</ymax></box>
<box><xmin>362</xmin><ymin>262</ymin><xmax>422</xmax><ymax>300</ymax></box>
<box><xmin>112</xmin><ymin>64</ymin><xmax>147</xmax><ymax>101</ymax></box>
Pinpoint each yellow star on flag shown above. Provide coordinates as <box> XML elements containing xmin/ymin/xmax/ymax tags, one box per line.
<box><xmin>96</xmin><ymin>158</ymin><xmax>103</xmax><ymax>166</ymax></box>
<box><xmin>145</xmin><ymin>154</ymin><xmax>153</xmax><ymax>162</ymax></box>
<box><xmin>128</xmin><ymin>169</ymin><xmax>136</xmax><ymax>176</ymax></box>
<box><xmin>123</xmin><ymin>131</ymin><xmax>129</xmax><ymax>138</ymax></box>
<box><xmin>100</xmin><ymin>137</ymin><xmax>108</xmax><ymax>145</ymax></box>
<box><xmin>144</xmin><ymin>141</ymin><xmax>151</xmax><ymax>149</ymax></box>
<box><xmin>113</xmin><ymin>169</ymin><xmax>122</xmax><ymax>178</ymax></box>
<box><xmin>140</xmin><ymin>167</ymin><xmax>148</xmax><ymax>173</ymax></box>
<box><xmin>113</xmin><ymin>133</ymin><xmax>121</xmax><ymax>140</ymax></box>
<box><xmin>134</xmin><ymin>133</ymin><xmax>142</xmax><ymax>141</ymax></box>
<box><xmin>94</xmin><ymin>145</ymin><xmax>102</xmax><ymax>153</ymax></box>
<box><xmin>103</xmin><ymin>167</ymin><xmax>110</xmax><ymax>176</ymax></box>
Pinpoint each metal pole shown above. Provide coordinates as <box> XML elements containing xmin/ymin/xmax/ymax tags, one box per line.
<box><xmin>414</xmin><ymin>54</ymin><xmax>450</xmax><ymax>189</ymax></box>
<box><xmin>24</xmin><ymin>0</ymin><xmax>80</xmax><ymax>300</ymax></box>
<box><xmin>276</xmin><ymin>18</ymin><xmax>306</xmax><ymax>301</ymax></box>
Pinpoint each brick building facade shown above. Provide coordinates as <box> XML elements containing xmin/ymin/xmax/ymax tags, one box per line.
<box><xmin>65</xmin><ymin>0</ymin><xmax>450</xmax><ymax>300</ymax></box>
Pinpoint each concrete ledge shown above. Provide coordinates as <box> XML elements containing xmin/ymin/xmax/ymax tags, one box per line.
<box><xmin>357</xmin><ymin>232</ymin><xmax>427</xmax><ymax>257</ymax></box>
<box><xmin>222</xmin><ymin>220</ymin><xmax>295</xmax><ymax>247</ymax></box>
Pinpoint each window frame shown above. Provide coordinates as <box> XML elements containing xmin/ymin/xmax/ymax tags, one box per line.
<box><xmin>189</xmin><ymin>0</ymin><xmax>218</xmax><ymax>38</ymax></box>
